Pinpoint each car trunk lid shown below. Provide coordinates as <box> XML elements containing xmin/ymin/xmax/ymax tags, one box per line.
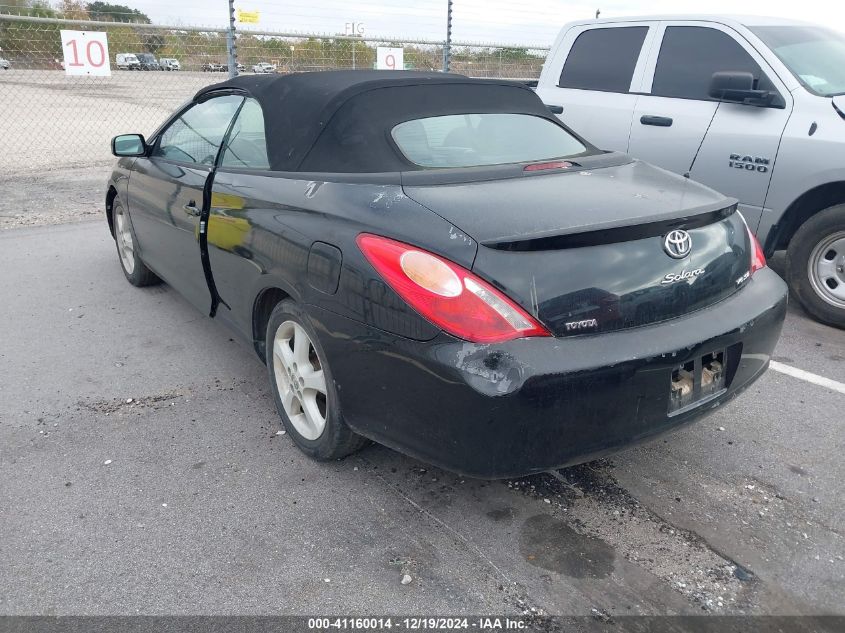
<box><xmin>402</xmin><ymin>159</ymin><xmax>750</xmax><ymax>336</ymax></box>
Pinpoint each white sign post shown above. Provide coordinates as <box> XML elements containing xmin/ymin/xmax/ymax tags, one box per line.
<box><xmin>376</xmin><ymin>47</ymin><xmax>404</xmax><ymax>70</ymax></box>
<box><xmin>60</xmin><ymin>30</ymin><xmax>111</xmax><ymax>76</ymax></box>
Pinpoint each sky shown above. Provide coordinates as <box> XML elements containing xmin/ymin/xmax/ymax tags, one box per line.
<box><xmin>125</xmin><ymin>0</ymin><xmax>844</xmax><ymax>44</ymax></box>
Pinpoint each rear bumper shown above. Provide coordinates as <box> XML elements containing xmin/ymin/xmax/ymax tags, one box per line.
<box><xmin>308</xmin><ymin>268</ymin><xmax>788</xmax><ymax>479</ymax></box>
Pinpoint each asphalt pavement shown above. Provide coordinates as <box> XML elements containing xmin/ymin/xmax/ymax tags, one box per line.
<box><xmin>0</xmin><ymin>220</ymin><xmax>843</xmax><ymax>616</ymax></box>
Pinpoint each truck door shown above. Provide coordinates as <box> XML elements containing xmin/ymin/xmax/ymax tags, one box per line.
<box><xmin>628</xmin><ymin>23</ymin><xmax>792</xmax><ymax>226</ymax></box>
<box><xmin>536</xmin><ymin>22</ymin><xmax>657</xmax><ymax>152</ymax></box>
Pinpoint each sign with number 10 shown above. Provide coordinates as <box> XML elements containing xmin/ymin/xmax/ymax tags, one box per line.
<box><xmin>60</xmin><ymin>30</ymin><xmax>111</xmax><ymax>76</ymax></box>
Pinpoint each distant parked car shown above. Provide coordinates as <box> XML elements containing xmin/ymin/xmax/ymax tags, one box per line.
<box><xmin>0</xmin><ymin>57</ymin><xmax>9</xmax><ymax>70</ymax></box>
<box><xmin>115</xmin><ymin>53</ymin><xmax>140</xmax><ymax>70</ymax></box>
<box><xmin>159</xmin><ymin>57</ymin><xmax>181</xmax><ymax>71</ymax></box>
<box><xmin>202</xmin><ymin>62</ymin><xmax>226</xmax><ymax>72</ymax></box>
<box><xmin>252</xmin><ymin>62</ymin><xmax>276</xmax><ymax>73</ymax></box>
<box><xmin>137</xmin><ymin>53</ymin><xmax>161</xmax><ymax>71</ymax></box>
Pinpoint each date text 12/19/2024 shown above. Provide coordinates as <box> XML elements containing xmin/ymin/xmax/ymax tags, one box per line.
<box><xmin>308</xmin><ymin>617</ymin><xmax>529</xmax><ymax>630</ymax></box>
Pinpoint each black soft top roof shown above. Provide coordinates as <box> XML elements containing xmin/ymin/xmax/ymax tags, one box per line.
<box><xmin>195</xmin><ymin>70</ymin><xmax>577</xmax><ymax>173</ymax></box>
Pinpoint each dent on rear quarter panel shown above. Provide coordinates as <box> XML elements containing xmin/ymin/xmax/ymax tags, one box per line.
<box><xmin>452</xmin><ymin>343</ymin><xmax>531</xmax><ymax>396</ymax></box>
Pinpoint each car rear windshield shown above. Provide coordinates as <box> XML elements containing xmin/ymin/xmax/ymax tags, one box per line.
<box><xmin>750</xmin><ymin>25</ymin><xmax>845</xmax><ymax>96</ymax></box>
<box><xmin>391</xmin><ymin>113</ymin><xmax>588</xmax><ymax>168</ymax></box>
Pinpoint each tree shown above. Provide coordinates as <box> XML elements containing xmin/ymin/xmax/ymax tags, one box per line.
<box><xmin>0</xmin><ymin>0</ymin><xmax>57</xmax><ymax>17</ymax></box>
<box><xmin>86</xmin><ymin>2</ymin><xmax>151</xmax><ymax>24</ymax></box>
<box><xmin>141</xmin><ymin>33</ymin><xmax>164</xmax><ymax>54</ymax></box>
<box><xmin>58</xmin><ymin>1</ymin><xmax>89</xmax><ymax>20</ymax></box>
<box><xmin>498</xmin><ymin>47</ymin><xmax>531</xmax><ymax>61</ymax></box>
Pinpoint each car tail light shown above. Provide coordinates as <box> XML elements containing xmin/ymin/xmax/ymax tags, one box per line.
<box><xmin>738</xmin><ymin>212</ymin><xmax>766</xmax><ymax>276</ymax></box>
<box><xmin>745</xmin><ymin>225</ymin><xmax>766</xmax><ymax>275</ymax></box>
<box><xmin>356</xmin><ymin>234</ymin><xmax>550</xmax><ymax>343</ymax></box>
<box><xmin>749</xmin><ymin>228</ymin><xmax>766</xmax><ymax>275</ymax></box>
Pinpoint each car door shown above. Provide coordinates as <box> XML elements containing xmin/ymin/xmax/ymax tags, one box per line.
<box><xmin>204</xmin><ymin>97</ymin><xmax>273</xmax><ymax>335</ymax></box>
<box><xmin>127</xmin><ymin>94</ymin><xmax>244</xmax><ymax>313</ymax></box>
<box><xmin>628</xmin><ymin>22</ymin><xmax>792</xmax><ymax>224</ymax></box>
<box><xmin>536</xmin><ymin>22</ymin><xmax>657</xmax><ymax>151</ymax></box>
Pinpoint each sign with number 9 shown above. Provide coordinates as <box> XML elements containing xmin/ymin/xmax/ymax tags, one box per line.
<box><xmin>60</xmin><ymin>30</ymin><xmax>111</xmax><ymax>77</ymax></box>
<box><xmin>376</xmin><ymin>47</ymin><xmax>404</xmax><ymax>71</ymax></box>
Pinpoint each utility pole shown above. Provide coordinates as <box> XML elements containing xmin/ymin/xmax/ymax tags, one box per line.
<box><xmin>442</xmin><ymin>0</ymin><xmax>452</xmax><ymax>72</ymax></box>
<box><xmin>227</xmin><ymin>0</ymin><xmax>238</xmax><ymax>78</ymax></box>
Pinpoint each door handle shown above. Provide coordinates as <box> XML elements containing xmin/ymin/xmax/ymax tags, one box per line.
<box><xmin>545</xmin><ymin>104</ymin><xmax>564</xmax><ymax>114</ymax></box>
<box><xmin>182</xmin><ymin>201</ymin><xmax>201</xmax><ymax>217</ymax></box>
<box><xmin>640</xmin><ymin>115</ymin><xmax>673</xmax><ymax>127</ymax></box>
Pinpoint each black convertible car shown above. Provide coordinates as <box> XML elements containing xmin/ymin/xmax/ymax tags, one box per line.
<box><xmin>107</xmin><ymin>71</ymin><xmax>787</xmax><ymax>478</ymax></box>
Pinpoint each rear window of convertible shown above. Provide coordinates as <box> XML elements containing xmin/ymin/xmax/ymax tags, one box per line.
<box><xmin>391</xmin><ymin>113</ymin><xmax>588</xmax><ymax>168</ymax></box>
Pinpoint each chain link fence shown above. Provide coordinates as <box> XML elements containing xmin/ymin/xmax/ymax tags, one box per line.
<box><xmin>0</xmin><ymin>13</ymin><xmax>550</xmax><ymax>174</ymax></box>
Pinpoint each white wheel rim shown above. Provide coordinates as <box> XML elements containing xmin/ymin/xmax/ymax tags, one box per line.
<box><xmin>808</xmin><ymin>230</ymin><xmax>845</xmax><ymax>308</ymax></box>
<box><xmin>114</xmin><ymin>206</ymin><xmax>135</xmax><ymax>275</ymax></box>
<box><xmin>272</xmin><ymin>320</ymin><xmax>328</xmax><ymax>440</ymax></box>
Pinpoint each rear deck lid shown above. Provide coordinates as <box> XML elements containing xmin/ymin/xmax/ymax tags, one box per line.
<box><xmin>403</xmin><ymin>159</ymin><xmax>749</xmax><ymax>335</ymax></box>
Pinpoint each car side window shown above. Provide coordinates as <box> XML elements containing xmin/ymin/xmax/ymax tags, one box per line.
<box><xmin>558</xmin><ymin>26</ymin><xmax>649</xmax><ymax>92</ymax></box>
<box><xmin>220</xmin><ymin>98</ymin><xmax>270</xmax><ymax>170</ymax></box>
<box><xmin>651</xmin><ymin>26</ymin><xmax>777</xmax><ymax>100</ymax></box>
<box><xmin>153</xmin><ymin>95</ymin><xmax>243</xmax><ymax>165</ymax></box>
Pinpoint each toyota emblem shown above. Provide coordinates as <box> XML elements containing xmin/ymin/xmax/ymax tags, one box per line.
<box><xmin>663</xmin><ymin>230</ymin><xmax>692</xmax><ymax>259</ymax></box>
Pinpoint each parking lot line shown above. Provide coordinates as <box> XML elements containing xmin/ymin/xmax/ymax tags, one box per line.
<box><xmin>769</xmin><ymin>360</ymin><xmax>845</xmax><ymax>395</ymax></box>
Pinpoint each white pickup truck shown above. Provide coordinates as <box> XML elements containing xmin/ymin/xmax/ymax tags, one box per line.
<box><xmin>537</xmin><ymin>15</ymin><xmax>845</xmax><ymax>327</ymax></box>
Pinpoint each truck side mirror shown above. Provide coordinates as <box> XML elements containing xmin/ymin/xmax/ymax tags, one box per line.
<box><xmin>112</xmin><ymin>134</ymin><xmax>147</xmax><ymax>157</ymax></box>
<box><xmin>709</xmin><ymin>71</ymin><xmax>775</xmax><ymax>107</ymax></box>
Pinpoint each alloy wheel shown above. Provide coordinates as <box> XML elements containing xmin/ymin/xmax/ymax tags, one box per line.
<box><xmin>272</xmin><ymin>320</ymin><xmax>328</xmax><ymax>440</ymax></box>
<box><xmin>114</xmin><ymin>206</ymin><xmax>135</xmax><ymax>274</ymax></box>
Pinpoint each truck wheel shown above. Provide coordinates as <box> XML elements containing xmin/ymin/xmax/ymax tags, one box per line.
<box><xmin>265</xmin><ymin>300</ymin><xmax>368</xmax><ymax>461</ymax></box>
<box><xmin>786</xmin><ymin>204</ymin><xmax>845</xmax><ymax>328</ymax></box>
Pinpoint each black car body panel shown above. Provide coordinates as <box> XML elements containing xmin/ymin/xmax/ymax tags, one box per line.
<box><xmin>404</xmin><ymin>159</ymin><xmax>751</xmax><ymax>335</ymax></box>
<box><xmin>206</xmin><ymin>171</ymin><xmax>479</xmax><ymax>346</ymax></box>
<box><xmin>128</xmin><ymin>158</ymin><xmax>213</xmax><ymax>313</ymax></box>
<box><xmin>403</xmin><ymin>158</ymin><xmax>733</xmax><ymax>244</ymax></box>
<box><xmin>106</xmin><ymin>71</ymin><xmax>788</xmax><ymax>477</ymax></box>
<box><xmin>308</xmin><ymin>267</ymin><xmax>786</xmax><ymax>478</ymax></box>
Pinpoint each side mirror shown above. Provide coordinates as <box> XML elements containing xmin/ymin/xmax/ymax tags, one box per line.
<box><xmin>708</xmin><ymin>71</ymin><xmax>774</xmax><ymax>106</ymax></box>
<box><xmin>112</xmin><ymin>133</ymin><xmax>147</xmax><ymax>157</ymax></box>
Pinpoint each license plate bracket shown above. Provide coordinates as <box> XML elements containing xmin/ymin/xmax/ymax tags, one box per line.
<box><xmin>669</xmin><ymin>349</ymin><xmax>727</xmax><ymax>415</ymax></box>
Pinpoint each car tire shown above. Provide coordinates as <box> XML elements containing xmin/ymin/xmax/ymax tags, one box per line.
<box><xmin>112</xmin><ymin>199</ymin><xmax>160</xmax><ymax>287</ymax></box>
<box><xmin>786</xmin><ymin>203</ymin><xmax>845</xmax><ymax>328</ymax></box>
<box><xmin>265</xmin><ymin>299</ymin><xmax>368</xmax><ymax>461</ymax></box>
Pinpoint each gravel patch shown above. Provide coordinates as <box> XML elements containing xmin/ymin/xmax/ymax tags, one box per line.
<box><xmin>0</xmin><ymin>164</ymin><xmax>109</xmax><ymax>229</ymax></box>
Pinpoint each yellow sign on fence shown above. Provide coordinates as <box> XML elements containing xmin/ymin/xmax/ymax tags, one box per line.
<box><xmin>236</xmin><ymin>9</ymin><xmax>260</xmax><ymax>24</ymax></box>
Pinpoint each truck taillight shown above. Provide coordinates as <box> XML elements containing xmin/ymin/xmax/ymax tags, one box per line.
<box><xmin>357</xmin><ymin>234</ymin><xmax>550</xmax><ymax>343</ymax></box>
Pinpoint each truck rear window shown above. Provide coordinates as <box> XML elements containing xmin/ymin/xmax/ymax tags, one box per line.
<box><xmin>559</xmin><ymin>27</ymin><xmax>648</xmax><ymax>93</ymax></box>
<box><xmin>391</xmin><ymin>113</ymin><xmax>587</xmax><ymax>169</ymax></box>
